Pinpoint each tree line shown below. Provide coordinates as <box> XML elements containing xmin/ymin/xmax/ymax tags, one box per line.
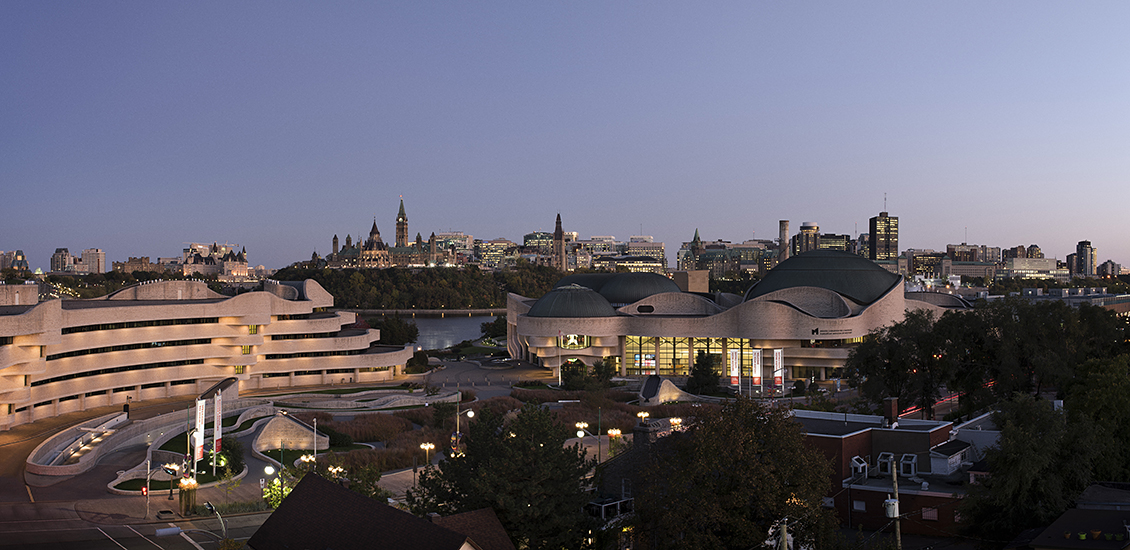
<box><xmin>272</xmin><ymin>261</ymin><xmax>563</xmax><ymax>309</ymax></box>
<box><xmin>846</xmin><ymin>298</ymin><xmax>1130</xmax><ymax>540</ymax></box>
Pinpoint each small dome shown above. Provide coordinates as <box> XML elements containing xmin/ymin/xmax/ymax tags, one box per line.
<box><xmin>745</xmin><ymin>250</ymin><xmax>900</xmax><ymax>305</ymax></box>
<box><xmin>527</xmin><ymin>284</ymin><xmax>617</xmax><ymax>318</ymax></box>
<box><xmin>599</xmin><ymin>272</ymin><xmax>682</xmax><ymax>305</ymax></box>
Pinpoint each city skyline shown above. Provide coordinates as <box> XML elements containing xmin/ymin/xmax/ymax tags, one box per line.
<box><xmin>4</xmin><ymin>3</ymin><xmax>1129</xmax><ymax>271</ymax></box>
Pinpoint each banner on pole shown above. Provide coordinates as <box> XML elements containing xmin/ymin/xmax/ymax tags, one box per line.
<box><xmin>194</xmin><ymin>399</ymin><xmax>206</xmax><ymax>461</ymax></box>
<box><xmin>773</xmin><ymin>348</ymin><xmax>784</xmax><ymax>387</ymax></box>
<box><xmin>729</xmin><ymin>349</ymin><xmax>741</xmax><ymax>386</ymax></box>
<box><xmin>213</xmin><ymin>392</ymin><xmax>222</xmax><ymax>454</ymax></box>
<box><xmin>751</xmin><ymin>349</ymin><xmax>762</xmax><ymax>386</ymax></box>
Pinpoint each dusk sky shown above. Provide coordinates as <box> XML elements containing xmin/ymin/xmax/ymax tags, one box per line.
<box><xmin>4</xmin><ymin>2</ymin><xmax>1129</xmax><ymax>271</ymax></box>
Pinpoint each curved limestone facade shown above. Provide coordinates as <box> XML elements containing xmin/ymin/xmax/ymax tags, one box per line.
<box><xmin>507</xmin><ymin>251</ymin><xmax>960</xmax><ymax>385</ymax></box>
<box><xmin>0</xmin><ymin>279</ymin><xmax>412</xmax><ymax>430</ymax></box>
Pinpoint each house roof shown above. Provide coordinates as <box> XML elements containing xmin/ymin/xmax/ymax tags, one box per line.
<box><xmin>432</xmin><ymin>508</ymin><xmax>516</xmax><ymax>550</ymax></box>
<box><xmin>1028</xmin><ymin>509</ymin><xmax>1130</xmax><ymax>550</ymax></box>
<box><xmin>930</xmin><ymin>439</ymin><xmax>971</xmax><ymax>457</ymax></box>
<box><xmin>247</xmin><ymin>473</ymin><xmax>477</xmax><ymax>550</ymax></box>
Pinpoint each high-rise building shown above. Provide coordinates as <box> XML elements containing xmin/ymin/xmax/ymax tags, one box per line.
<box><xmin>79</xmin><ymin>248</ymin><xmax>105</xmax><ymax>274</ymax></box>
<box><xmin>791</xmin><ymin>222</ymin><xmax>820</xmax><ymax>256</ymax></box>
<box><xmin>1074</xmin><ymin>241</ymin><xmax>1096</xmax><ymax>278</ymax></box>
<box><xmin>50</xmin><ymin>248</ymin><xmax>74</xmax><ymax>273</ymax></box>
<box><xmin>868</xmin><ymin>211</ymin><xmax>898</xmax><ymax>261</ymax></box>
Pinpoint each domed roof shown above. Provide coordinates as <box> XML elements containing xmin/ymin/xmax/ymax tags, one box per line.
<box><xmin>527</xmin><ymin>284</ymin><xmax>617</xmax><ymax>318</ymax></box>
<box><xmin>745</xmin><ymin>250</ymin><xmax>901</xmax><ymax>305</ymax></box>
<box><xmin>554</xmin><ymin>273</ymin><xmax>616</xmax><ymax>293</ymax></box>
<box><xmin>598</xmin><ymin>272</ymin><xmax>682</xmax><ymax>305</ymax></box>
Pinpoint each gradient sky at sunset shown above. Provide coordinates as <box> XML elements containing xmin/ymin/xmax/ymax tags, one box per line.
<box><xmin>4</xmin><ymin>2</ymin><xmax>1129</xmax><ymax>270</ymax></box>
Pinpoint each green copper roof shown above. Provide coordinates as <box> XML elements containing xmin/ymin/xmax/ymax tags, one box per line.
<box><xmin>745</xmin><ymin>250</ymin><xmax>901</xmax><ymax>305</ymax></box>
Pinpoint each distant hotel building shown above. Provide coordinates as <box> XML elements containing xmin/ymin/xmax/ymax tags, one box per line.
<box><xmin>0</xmin><ymin>279</ymin><xmax>412</xmax><ymax>430</ymax></box>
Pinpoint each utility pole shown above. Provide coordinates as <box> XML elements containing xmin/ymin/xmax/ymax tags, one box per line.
<box><xmin>892</xmin><ymin>464</ymin><xmax>903</xmax><ymax>550</ymax></box>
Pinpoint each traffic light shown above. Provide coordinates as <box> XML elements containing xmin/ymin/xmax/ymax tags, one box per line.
<box><xmin>141</xmin><ymin>487</ymin><xmax>148</xmax><ymax>496</ymax></box>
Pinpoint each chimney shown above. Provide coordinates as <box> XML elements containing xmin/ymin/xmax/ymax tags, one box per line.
<box><xmin>883</xmin><ymin>397</ymin><xmax>899</xmax><ymax>426</ymax></box>
<box><xmin>428</xmin><ymin>512</ymin><xmax>441</xmax><ymax>522</ymax></box>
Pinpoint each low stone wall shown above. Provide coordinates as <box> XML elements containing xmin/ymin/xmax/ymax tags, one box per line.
<box><xmin>273</xmin><ymin>389</ymin><xmax>458</xmax><ymax>412</ymax></box>
<box><xmin>26</xmin><ymin>412</ymin><xmax>127</xmax><ymax>473</ymax></box>
<box><xmin>252</xmin><ymin>414</ymin><xmax>329</xmax><ymax>455</ymax></box>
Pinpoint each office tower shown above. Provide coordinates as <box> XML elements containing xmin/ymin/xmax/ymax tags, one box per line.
<box><xmin>869</xmin><ymin>211</ymin><xmax>899</xmax><ymax>261</ymax></box>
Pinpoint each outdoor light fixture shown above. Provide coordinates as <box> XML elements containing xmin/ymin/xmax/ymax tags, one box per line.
<box><xmin>670</xmin><ymin>417</ymin><xmax>683</xmax><ymax>431</ymax></box>
<box><xmin>264</xmin><ymin>465</ymin><xmax>275</xmax><ymax>476</ymax></box>
<box><xmin>420</xmin><ymin>442</ymin><xmax>435</xmax><ymax>463</ymax></box>
<box><xmin>575</xmin><ymin>421</ymin><xmax>588</xmax><ymax>439</ymax></box>
<box><xmin>607</xmin><ymin>428</ymin><xmax>621</xmax><ymax>438</ymax></box>
<box><xmin>636</xmin><ymin>411</ymin><xmax>649</xmax><ymax>425</ymax></box>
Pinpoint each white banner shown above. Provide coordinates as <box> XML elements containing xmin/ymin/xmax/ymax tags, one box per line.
<box><xmin>729</xmin><ymin>349</ymin><xmax>741</xmax><ymax>386</ymax></box>
<box><xmin>751</xmin><ymin>349</ymin><xmax>762</xmax><ymax>386</ymax></box>
<box><xmin>194</xmin><ymin>399</ymin><xmax>206</xmax><ymax>461</ymax></box>
<box><xmin>213</xmin><ymin>392</ymin><xmax>222</xmax><ymax>454</ymax></box>
<box><xmin>773</xmin><ymin>348</ymin><xmax>784</xmax><ymax>386</ymax></box>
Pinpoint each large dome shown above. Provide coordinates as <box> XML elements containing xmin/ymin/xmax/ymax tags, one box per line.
<box><xmin>527</xmin><ymin>284</ymin><xmax>618</xmax><ymax>318</ymax></box>
<box><xmin>598</xmin><ymin>272</ymin><xmax>682</xmax><ymax>305</ymax></box>
<box><xmin>745</xmin><ymin>250</ymin><xmax>901</xmax><ymax>305</ymax></box>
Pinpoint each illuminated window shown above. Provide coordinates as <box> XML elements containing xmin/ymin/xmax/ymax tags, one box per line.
<box><xmin>241</xmin><ymin>345</ymin><xmax>251</xmax><ymax>355</ymax></box>
<box><xmin>558</xmin><ymin>334</ymin><xmax>590</xmax><ymax>350</ymax></box>
<box><xmin>248</xmin><ymin>325</ymin><xmax>259</xmax><ymax>335</ymax></box>
<box><xmin>234</xmin><ymin>366</ymin><xmax>244</xmax><ymax>374</ymax></box>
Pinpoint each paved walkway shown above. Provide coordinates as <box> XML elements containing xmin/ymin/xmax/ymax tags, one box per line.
<box><xmin>0</xmin><ymin>359</ymin><xmax>555</xmax><ymax>535</ymax></box>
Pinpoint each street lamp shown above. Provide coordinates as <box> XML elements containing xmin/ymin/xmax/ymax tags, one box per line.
<box><xmin>453</xmin><ymin>398</ymin><xmax>475</xmax><ymax>455</ymax></box>
<box><xmin>420</xmin><ymin>442</ymin><xmax>435</xmax><ymax>464</ymax></box>
<box><xmin>162</xmin><ymin>463</ymin><xmax>180</xmax><ymax>500</ymax></box>
<box><xmin>575</xmin><ymin>421</ymin><xmax>589</xmax><ymax>439</ymax></box>
<box><xmin>300</xmin><ymin>454</ymin><xmax>316</xmax><ymax>470</ymax></box>
<box><xmin>636</xmin><ymin>411</ymin><xmax>650</xmax><ymax>425</ymax></box>
<box><xmin>204</xmin><ymin>502</ymin><xmax>228</xmax><ymax>540</ymax></box>
<box><xmin>670</xmin><ymin>417</ymin><xmax>683</xmax><ymax>431</ymax></box>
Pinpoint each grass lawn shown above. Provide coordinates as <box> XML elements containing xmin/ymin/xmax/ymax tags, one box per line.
<box><xmin>261</xmin><ymin>445</ymin><xmax>367</xmax><ymax>463</ymax></box>
<box><xmin>158</xmin><ymin>417</ymin><xmax>262</xmax><ymax>452</ymax></box>
<box><xmin>114</xmin><ymin>467</ymin><xmax>225</xmax><ymax>491</ymax></box>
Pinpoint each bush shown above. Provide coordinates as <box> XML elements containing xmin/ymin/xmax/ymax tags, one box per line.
<box><xmin>408</xmin><ymin>350</ymin><xmax>429</xmax><ymax>367</ymax></box>
<box><xmin>219</xmin><ymin>437</ymin><xmax>245</xmax><ymax>474</ymax></box>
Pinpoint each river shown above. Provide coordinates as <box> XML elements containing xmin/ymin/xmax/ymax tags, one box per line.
<box><xmin>369</xmin><ymin>313</ymin><xmax>499</xmax><ymax>351</ymax></box>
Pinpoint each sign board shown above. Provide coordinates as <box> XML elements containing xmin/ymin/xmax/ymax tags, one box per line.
<box><xmin>213</xmin><ymin>393</ymin><xmax>222</xmax><ymax>454</ymax></box>
<box><xmin>194</xmin><ymin>399</ymin><xmax>206</xmax><ymax>461</ymax></box>
<box><xmin>773</xmin><ymin>348</ymin><xmax>784</xmax><ymax>386</ymax></box>
<box><xmin>751</xmin><ymin>349</ymin><xmax>762</xmax><ymax>386</ymax></box>
<box><xmin>729</xmin><ymin>349</ymin><xmax>741</xmax><ymax>386</ymax></box>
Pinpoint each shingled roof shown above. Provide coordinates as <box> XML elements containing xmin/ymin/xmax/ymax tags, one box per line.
<box><xmin>248</xmin><ymin>474</ymin><xmax>478</xmax><ymax>550</ymax></box>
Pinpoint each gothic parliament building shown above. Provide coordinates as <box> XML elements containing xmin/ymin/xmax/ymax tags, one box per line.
<box><xmin>322</xmin><ymin>198</ymin><xmax>453</xmax><ymax>269</ymax></box>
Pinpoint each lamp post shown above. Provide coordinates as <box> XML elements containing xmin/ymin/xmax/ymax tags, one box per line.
<box><xmin>162</xmin><ymin>463</ymin><xmax>180</xmax><ymax>500</ymax></box>
<box><xmin>670</xmin><ymin>417</ymin><xmax>683</xmax><ymax>431</ymax></box>
<box><xmin>575</xmin><ymin>421</ymin><xmax>588</xmax><ymax>439</ymax></box>
<box><xmin>300</xmin><ymin>454</ymin><xmax>316</xmax><ymax>470</ymax></box>
<box><xmin>636</xmin><ymin>411</ymin><xmax>649</xmax><ymax>425</ymax></box>
<box><xmin>204</xmin><ymin>502</ymin><xmax>228</xmax><ymax>540</ymax></box>
<box><xmin>453</xmin><ymin>398</ymin><xmax>474</xmax><ymax>456</ymax></box>
<box><xmin>420</xmin><ymin>442</ymin><xmax>435</xmax><ymax>464</ymax></box>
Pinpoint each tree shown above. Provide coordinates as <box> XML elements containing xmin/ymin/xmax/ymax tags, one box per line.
<box><xmin>406</xmin><ymin>403</ymin><xmax>596</xmax><ymax>550</ymax></box>
<box><xmin>686</xmin><ymin>350</ymin><xmax>719</xmax><ymax>396</ymax></box>
<box><xmin>845</xmin><ymin>309</ymin><xmax>949</xmax><ymax>418</ymax></box>
<box><xmin>959</xmin><ymin>394</ymin><xmax>1098</xmax><ymax>540</ymax></box>
<box><xmin>633</xmin><ymin>397</ymin><xmax>832</xmax><ymax>549</ymax></box>
<box><xmin>1065</xmin><ymin>354</ymin><xmax>1130</xmax><ymax>482</ymax></box>
<box><xmin>371</xmin><ymin>315</ymin><xmax>419</xmax><ymax>346</ymax></box>
<box><xmin>480</xmin><ymin>316</ymin><xmax>507</xmax><ymax>339</ymax></box>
